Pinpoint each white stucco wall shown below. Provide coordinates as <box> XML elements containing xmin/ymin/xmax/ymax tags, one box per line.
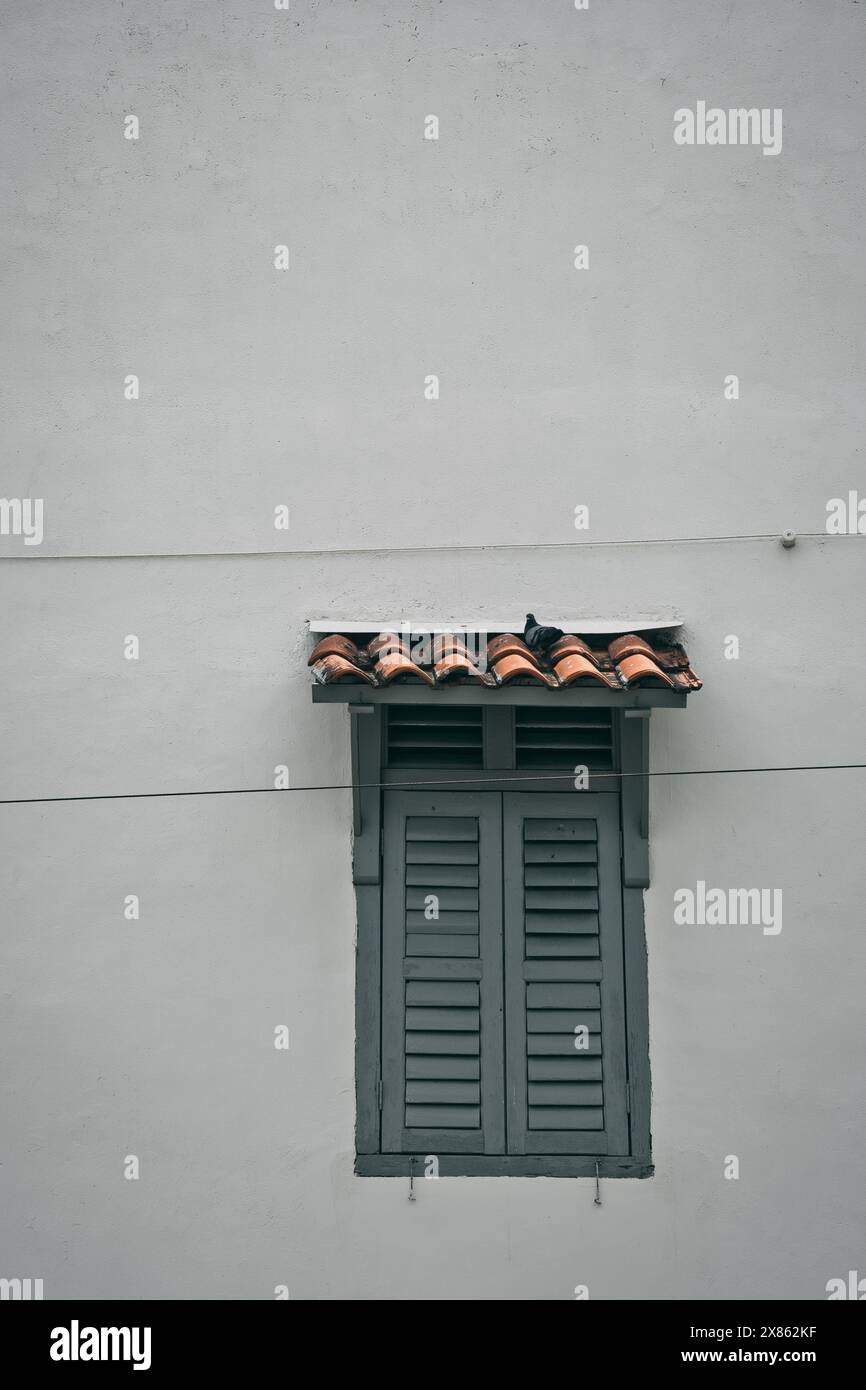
<box><xmin>1</xmin><ymin>1</ymin><xmax>864</xmax><ymax>1299</ymax></box>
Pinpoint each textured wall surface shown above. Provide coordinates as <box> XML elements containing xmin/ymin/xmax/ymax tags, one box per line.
<box><xmin>1</xmin><ymin>1</ymin><xmax>865</xmax><ymax>1299</ymax></box>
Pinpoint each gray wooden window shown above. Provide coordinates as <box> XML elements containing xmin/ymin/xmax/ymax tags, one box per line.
<box><xmin>355</xmin><ymin>706</ymin><xmax>652</xmax><ymax>1178</ymax></box>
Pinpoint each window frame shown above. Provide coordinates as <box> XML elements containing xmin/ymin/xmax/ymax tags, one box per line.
<box><xmin>343</xmin><ymin>701</ymin><xmax>655</xmax><ymax>1179</ymax></box>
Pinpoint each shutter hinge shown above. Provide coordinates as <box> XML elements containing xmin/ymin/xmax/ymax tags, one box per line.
<box><xmin>377</xmin><ymin>1078</ymin><xmax>383</xmax><ymax>1111</ymax></box>
<box><xmin>380</xmin><ymin>827</ymin><xmax>384</xmax><ymax>861</ymax></box>
<box><xmin>619</xmin><ymin>829</ymin><xmax>624</xmax><ymax>862</ymax></box>
<box><xmin>625</xmin><ymin>1079</ymin><xmax>632</xmax><ymax>1114</ymax></box>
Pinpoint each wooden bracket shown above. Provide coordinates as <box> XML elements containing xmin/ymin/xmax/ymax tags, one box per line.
<box><xmin>349</xmin><ymin>705</ymin><xmax>382</xmax><ymax>885</ymax></box>
<box><xmin>620</xmin><ymin>710</ymin><xmax>650</xmax><ymax>887</ymax></box>
<box><xmin>348</xmin><ymin>703</ymin><xmax>375</xmax><ymax>836</ymax></box>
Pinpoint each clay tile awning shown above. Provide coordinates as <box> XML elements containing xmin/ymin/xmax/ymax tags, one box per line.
<box><xmin>309</xmin><ymin>620</ymin><xmax>701</xmax><ymax>707</ymax></box>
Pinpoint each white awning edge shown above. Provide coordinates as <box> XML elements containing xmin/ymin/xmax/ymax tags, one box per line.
<box><xmin>308</xmin><ymin>613</ymin><xmax>684</xmax><ymax>636</ymax></box>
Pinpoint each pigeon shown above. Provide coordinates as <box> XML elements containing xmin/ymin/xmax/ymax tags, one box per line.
<box><xmin>523</xmin><ymin>613</ymin><xmax>564</xmax><ymax>652</ymax></box>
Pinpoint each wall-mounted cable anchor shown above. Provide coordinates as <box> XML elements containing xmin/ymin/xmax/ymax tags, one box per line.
<box><xmin>780</xmin><ymin>529</ymin><xmax>797</xmax><ymax>548</ymax></box>
<box><xmin>594</xmin><ymin>1161</ymin><xmax>602</xmax><ymax>1206</ymax></box>
<box><xmin>408</xmin><ymin>1156</ymin><xmax>417</xmax><ymax>1202</ymax></box>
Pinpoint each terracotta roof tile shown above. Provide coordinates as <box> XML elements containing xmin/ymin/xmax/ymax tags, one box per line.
<box><xmin>434</xmin><ymin>654</ymin><xmax>497</xmax><ymax>686</ymax></box>
<box><xmin>433</xmin><ymin>633</ymin><xmax>475</xmax><ymax>661</ymax></box>
<box><xmin>366</xmin><ymin>633</ymin><xmax>410</xmax><ymax>662</ymax></box>
<box><xmin>311</xmin><ymin>655</ymin><xmax>378</xmax><ymax>686</ymax></box>
<box><xmin>487</xmin><ymin>633</ymin><xmax>544</xmax><ymax>669</ymax></box>
<box><xmin>308</xmin><ymin>634</ymin><xmax>370</xmax><ymax>668</ymax></box>
<box><xmin>614</xmin><ymin>653</ymin><xmax>677</xmax><ymax>689</ymax></box>
<box><xmin>375</xmin><ymin>653</ymin><xmax>437</xmax><ymax>686</ymax></box>
<box><xmin>309</xmin><ymin>626</ymin><xmax>701</xmax><ymax>692</ymax></box>
<box><xmin>608</xmin><ymin>633</ymin><xmax>657</xmax><ymax>665</ymax></box>
<box><xmin>492</xmin><ymin>655</ymin><xmax>560</xmax><ymax>688</ymax></box>
<box><xmin>554</xmin><ymin>654</ymin><xmax>619</xmax><ymax>688</ymax></box>
<box><xmin>547</xmin><ymin>634</ymin><xmax>601</xmax><ymax>667</ymax></box>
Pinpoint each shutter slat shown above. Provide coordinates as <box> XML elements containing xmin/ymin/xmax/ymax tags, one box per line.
<box><xmin>406</xmin><ymin>1031</ymin><xmax>480</xmax><ymax>1055</ymax></box>
<box><xmin>518</xmin><ymin>751</ymin><xmax>614</xmax><ymax>770</ymax></box>
<box><xmin>526</xmin><ymin>936</ymin><xmax>600</xmax><ymax>957</ymax></box>
<box><xmin>406</xmin><ymin>817</ymin><xmax>478</xmax><ymax>841</ymax></box>
<box><xmin>527</xmin><ymin>983</ymin><xmax>601</xmax><ymax>1009</ymax></box>
<box><xmin>404</xmin><ymin>958</ymin><xmax>482</xmax><ymax>979</ymax></box>
<box><xmin>517</xmin><ymin>714</ymin><xmax>611</xmax><ymax>728</ymax></box>
<box><xmin>528</xmin><ymin>1057</ymin><xmax>603</xmax><ymax>1080</ymax></box>
<box><xmin>406</xmin><ymin>934</ymin><xmax>479</xmax><ymax>957</ymax></box>
<box><xmin>525</xmin><ymin>911</ymin><xmax>599</xmax><ymax>933</ymax></box>
<box><xmin>389</xmin><ymin>717</ymin><xmax>481</xmax><ymax>727</ymax></box>
<box><xmin>407</xmin><ymin>841</ymin><xmax>480</xmax><ymax>865</ymax></box>
<box><xmin>517</xmin><ymin>732</ymin><xmax>612</xmax><ymax>749</ymax></box>
<box><xmin>528</xmin><ymin>1032</ymin><xmax>603</xmax><ymax>1055</ymax></box>
<box><xmin>406</xmin><ymin>887</ymin><xmax>479</xmax><ymax>910</ymax></box>
<box><xmin>525</xmin><ymin>888</ymin><xmax>599</xmax><ymax>911</ymax></box>
<box><xmin>523</xmin><ymin>820</ymin><xmax>598</xmax><ymax>841</ymax></box>
<box><xmin>391</xmin><ymin>749</ymin><xmax>486</xmax><ymax>767</ymax></box>
<box><xmin>406</xmin><ymin>1007</ymin><xmax>481</xmax><ymax>1031</ymax></box>
<box><xmin>405</xmin><ymin>864</ymin><xmax>479</xmax><ymax>887</ymax></box>
<box><xmin>406</xmin><ymin>910</ymin><xmax>479</xmax><ymax>930</ymax></box>
<box><xmin>529</xmin><ymin>1108</ymin><xmax>604</xmax><ymax>1130</ymax></box>
<box><xmin>406</xmin><ymin>1081</ymin><xmax>481</xmax><ymax>1104</ymax></box>
<box><xmin>524</xmin><ymin>865</ymin><xmax>599</xmax><ymax>888</ymax></box>
<box><xmin>405</xmin><ymin>1105</ymin><xmax>481</xmax><ymax>1128</ymax></box>
<box><xmin>526</xmin><ymin>1009</ymin><xmax>601</xmax><ymax>1032</ymax></box>
<box><xmin>405</xmin><ymin>980</ymin><xmax>479</xmax><ymax>1006</ymax></box>
<box><xmin>406</xmin><ymin>1056</ymin><xmax>480</xmax><ymax>1080</ymax></box>
<box><xmin>389</xmin><ymin>709</ymin><xmax>482</xmax><ymax>726</ymax></box>
<box><xmin>524</xmin><ymin>843</ymin><xmax>598</xmax><ymax>864</ymax></box>
<box><xmin>528</xmin><ymin>1082</ymin><xmax>604</xmax><ymax>1106</ymax></box>
<box><xmin>523</xmin><ymin>960</ymin><xmax>603</xmax><ymax>982</ymax></box>
<box><xmin>389</xmin><ymin>729</ymin><xmax>483</xmax><ymax>748</ymax></box>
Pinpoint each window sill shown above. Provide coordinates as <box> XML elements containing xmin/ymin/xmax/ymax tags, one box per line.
<box><xmin>355</xmin><ymin>1155</ymin><xmax>653</xmax><ymax>1179</ymax></box>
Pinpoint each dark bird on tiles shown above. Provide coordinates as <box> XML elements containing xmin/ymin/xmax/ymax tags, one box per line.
<box><xmin>523</xmin><ymin>613</ymin><xmax>564</xmax><ymax>652</ymax></box>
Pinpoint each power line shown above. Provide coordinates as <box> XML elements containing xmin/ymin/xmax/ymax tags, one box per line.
<box><xmin>0</xmin><ymin>531</ymin><xmax>859</xmax><ymax>563</ymax></box>
<box><xmin>2</xmin><ymin>762</ymin><xmax>864</xmax><ymax>806</ymax></box>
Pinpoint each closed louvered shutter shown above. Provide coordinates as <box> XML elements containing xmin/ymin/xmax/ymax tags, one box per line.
<box><xmin>503</xmin><ymin>793</ymin><xmax>629</xmax><ymax>1155</ymax></box>
<box><xmin>381</xmin><ymin>792</ymin><xmax>505</xmax><ymax>1154</ymax></box>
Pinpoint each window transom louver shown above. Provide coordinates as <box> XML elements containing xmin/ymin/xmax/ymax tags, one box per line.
<box><xmin>515</xmin><ymin>707</ymin><xmax>614</xmax><ymax>772</ymax></box>
<box><xmin>386</xmin><ymin>706</ymin><xmax>483</xmax><ymax>769</ymax></box>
